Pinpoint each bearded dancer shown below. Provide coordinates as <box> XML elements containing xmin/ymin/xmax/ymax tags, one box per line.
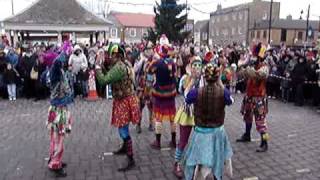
<box><xmin>96</xmin><ymin>44</ymin><xmax>140</xmax><ymax>171</ymax></box>
<box><xmin>236</xmin><ymin>42</ymin><xmax>269</xmax><ymax>153</ymax></box>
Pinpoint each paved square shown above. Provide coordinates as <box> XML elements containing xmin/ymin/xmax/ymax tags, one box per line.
<box><xmin>0</xmin><ymin>95</ymin><xmax>319</xmax><ymax>180</ymax></box>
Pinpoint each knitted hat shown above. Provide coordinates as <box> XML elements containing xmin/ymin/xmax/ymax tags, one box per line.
<box><xmin>204</xmin><ymin>51</ymin><xmax>213</xmax><ymax>63</ymax></box>
<box><xmin>108</xmin><ymin>44</ymin><xmax>125</xmax><ymax>57</ymax></box>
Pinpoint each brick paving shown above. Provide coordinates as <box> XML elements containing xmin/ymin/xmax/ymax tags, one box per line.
<box><xmin>0</xmin><ymin>94</ymin><xmax>320</xmax><ymax>180</ymax></box>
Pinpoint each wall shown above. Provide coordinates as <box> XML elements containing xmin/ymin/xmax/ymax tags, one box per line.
<box><xmin>250</xmin><ymin>28</ymin><xmax>319</xmax><ymax>46</ymax></box>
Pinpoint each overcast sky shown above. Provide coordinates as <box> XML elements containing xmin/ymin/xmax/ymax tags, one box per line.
<box><xmin>0</xmin><ymin>0</ymin><xmax>319</xmax><ymax>22</ymax></box>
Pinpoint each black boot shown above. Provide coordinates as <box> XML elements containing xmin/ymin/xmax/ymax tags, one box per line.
<box><xmin>256</xmin><ymin>133</ymin><xmax>268</xmax><ymax>153</ymax></box>
<box><xmin>118</xmin><ymin>155</ymin><xmax>135</xmax><ymax>172</ymax></box>
<box><xmin>50</xmin><ymin>168</ymin><xmax>67</xmax><ymax>178</ymax></box>
<box><xmin>150</xmin><ymin>134</ymin><xmax>161</xmax><ymax>150</ymax></box>
<box><xmin>118</xmin><ymin>138</ymin><xmax>135</xmax><ymax>171</ymax></box>
<box><xmin>236</xmin><ymin>133</ymin><xmax>251</xmax><ymax>142</ymax></box>
<box><xmin>170</xmin><ymin>132</ymin><xmax>176</xmax><ymax>148</ymax></box>
<box><xmin>236</xmin><ymin>123</ymin><xmax>252</xmax><ymax>142</ymax></box>
<box><xmin>113</xmin><ymin>141</ymin><xmax>127</xmax><ymax>155</ymax></box>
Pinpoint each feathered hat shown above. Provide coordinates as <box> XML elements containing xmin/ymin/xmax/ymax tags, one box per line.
<box><xmin>204</xmin><ymin>63</ymin><xmax>221</xmax><ymax>83</ymax></box>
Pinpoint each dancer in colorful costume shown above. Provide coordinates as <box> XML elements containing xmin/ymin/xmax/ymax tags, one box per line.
<box><xmin>173</xmin><ymin>56</ymin><xmax>203</xmax><ymax>178</ymax></box>
<box><xmin>96</xmin><ymin>44</ymin><xmax>140</xmax><ymax>171</ymax></box>
<box><xmin>236</xmin><ymin>42</ymin><xmax>269</xmax><ymax>152</ymax></box>
<box><xmin>183</xmin><ymin>63</ymin><xmax>233</xmax><ymax>180</ymax></box>
<box><xmin>149</xmin><ymin>35</ymin><xmax>177</xmax><ymax>150</ymax></box>
<box><xmin>134</xmin><ymin>41</ymin><xmax>155</xmax><ymax>133</ymax></box>
<box><xmin>46</xmin><ymin>52</ymin><xmax>73</xmax><ymax>177</ymax></box>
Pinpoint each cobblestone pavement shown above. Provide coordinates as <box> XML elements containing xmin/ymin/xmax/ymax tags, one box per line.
<box><xmin>0</xmin><ymin>94</ymin><xmax>320</xmax><ymax>180</ymax></box>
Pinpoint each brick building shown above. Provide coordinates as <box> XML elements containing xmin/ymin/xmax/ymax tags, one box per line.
<box><xmin>209</xmin><ymin>0</ymin><xmax>280</xmax><ymax>46</ymax></box>
<box><xmin>250</xmin><ymin>15</ymin><xmax>320</xmax><ymax>47</ymax></box>
<box><xmin>108</xmin><ymin>12</ymin><xmax>155</xmax><ymax>44</ymax></box>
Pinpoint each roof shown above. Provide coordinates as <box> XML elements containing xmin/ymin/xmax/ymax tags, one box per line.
<box><xmin>253</xmin><ymin>19</ymin><xmax>319</xmax><ymax>30</ymax></box>
<box><xmin>210</xmin><ymin>4</ymin><xmax>249</xmax><ymax>16</ymax></box>
<box><xmin>111</xmin><ymin>12</ymin><xmax>155</xmax><ymax>28</ymax></box>
<box><xmin>3</xmin><ymin>0</ymin><xmax>112</xmax><ymax>26</ymax></box>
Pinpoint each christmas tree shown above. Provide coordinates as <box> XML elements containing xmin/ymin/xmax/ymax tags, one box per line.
<box><xmin>147</xmin><ymin>0</ymin><xmax>189</xmax><ymax>44</ymax></box>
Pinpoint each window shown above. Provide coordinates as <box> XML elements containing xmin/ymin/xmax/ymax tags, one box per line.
<box><xmin>216</xmin><ymin>16</ymin><xmax>220</xmax><ymax>23</ymax></box>
<box><xmin>238</xmin><ymin>26</ymin><xmax>243</xmax><ymax>35</ymax></box>
<box><xmin>111</xmin><ymin>28</ymin><xmax>117</xmax><ymax>38</ymax></box>
<box><xmin>281</xmin><ymin>29</ymin><xmax>287</xmax><ymax>42</ymax></box>
<box><xmin>212</xmin><ymin>30</ymin><xmax>215</xmax><ymax>37</ymax></box>
<box><xmin>223</xmin><ymin>29</ymin><xmax>229</xmax><ymax>36</ymax></box>
<box><xmin>224</xmin><ymin>15</ymin><xmax>229</xmax><ymax>21</ymax></box>
<box><xmin>298</xmin><ymin>31</ymin><xmax>303</xmax><ymax>40</ymax></box>
<box><xmin>212</xmin><ymin>17</ymin><xmax>215</xmax><ymax>24</ymax></box>
<box><xmin>142</xmin><ymin>29</ymin><xmax>148</xmax><ymax>37</ymax></box>
<box><xmin>232</xmin><ymin>13</ymin><xmax>237</xmax><ymax>21</ymax></box>
<box><xmin>130</xmin><ymin>28</ymin><xmax>136</xmax><ymax>37</ymax></box>
<box><xmin>216</xmin><ymin>29</ymin><xmax>219</xmax><ymax>36</ymax></box>
<box><xmin>239</xmin><ymin>12</ymin><xmax>243</xmax><ymax>20</ymax></box>
<box><xmin>251</xmin><ymin>31</ymin><xmax>255</xmax><ymax>38</ymax></box>
<box><xmin>202</xmin><ymin>32</ymin><xmax>208</xmax><ymax>40</ymax></box>
<box><xmin>257</xmin><ymin>30</ymin><xmax>261</xmax><ymax>38</ymax></box>
<box><xmin>244</xmin><ymin>11</ymin><xmax>248</xmax><ymax>21</ymax></box>
<box><xmin>231</xmin><ymin>27</ymin><xmax>236</xmax><ymax>35</ymax></box>
<box><xmin>263</xmin><ymin>30</ymin><xmax>267</xmax><ymax>38</ymax></box>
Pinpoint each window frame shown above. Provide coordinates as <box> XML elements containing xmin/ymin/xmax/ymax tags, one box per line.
<box><xmin>129</xmin><ymin>28</ymin><xmax>137</xmax><ymax>37</ymax></box>
<box><xmin>110</xmin><ymin>28</ymin><xmax>118</xmax><ymax>38</ymax></box>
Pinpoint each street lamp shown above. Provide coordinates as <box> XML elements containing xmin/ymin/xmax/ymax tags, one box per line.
<box><xmin>300</xmin><ymin>5</ymin><xmax>310</xmax><ymax>44</ymax></box>
<box><xmin>11</xmin><ymin>0</ymin><xmax>14</xmax><ymax>15</ymax></box>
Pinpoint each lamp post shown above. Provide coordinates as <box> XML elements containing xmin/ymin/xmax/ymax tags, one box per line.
<box><xmin>268</xmin><ymin>0</ymin><xmax>273</xmax><ymax>44</ymax></box>
<box><xmin>300</xmin><ymin>5</ymin><xmax>310</xmax><ymax>43</ymax></box>
<box><xmin>11</xmin><ymin>0</ymin><xmax>14</xmax><ymax>15</ymax></box>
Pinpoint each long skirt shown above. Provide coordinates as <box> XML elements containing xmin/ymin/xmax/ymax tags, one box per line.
<box><xmin>183</xmin><ymin>126</ymin><xmax>233</xmax><ymax>180</ymax></box>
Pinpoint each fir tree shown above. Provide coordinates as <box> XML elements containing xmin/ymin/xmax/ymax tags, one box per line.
<box><xmin>146</xmin><ymin>0</ymin><xmax>189</xmax><ymax>44</ymax></box>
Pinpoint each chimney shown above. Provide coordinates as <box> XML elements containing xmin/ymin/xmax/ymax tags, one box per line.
<box><xmin>286</xmin><ymin>14</ymin><xmax>292</xmax><ymax>20</ymax></box>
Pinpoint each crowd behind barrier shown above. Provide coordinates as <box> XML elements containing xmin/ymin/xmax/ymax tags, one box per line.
<box><xmin>0</xmin><ymin>41</ymin><xmax>319</xmax><ymax>112</ymax></box>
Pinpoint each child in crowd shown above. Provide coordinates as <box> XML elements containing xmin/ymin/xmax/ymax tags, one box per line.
<box><xmin>4</xmin><ymin>63</ymin><xmax>19</xmax><ymax>101</ymax></box>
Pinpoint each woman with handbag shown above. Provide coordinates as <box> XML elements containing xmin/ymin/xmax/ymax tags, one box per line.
<box><xmin>173</xmin><ymin>56</ymin><xmax>203</xmax><ymax>178</ymax></box>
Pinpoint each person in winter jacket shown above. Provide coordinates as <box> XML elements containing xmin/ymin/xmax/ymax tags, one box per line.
<box><xmin>68</xmin><ymin>45</ymin><xmax>88</xmax><ymax>98</ymax></box>
<box><xmin>291</xmin><ymin>56</ymin><xmax>308</xmax><ymax>106</ymax></box>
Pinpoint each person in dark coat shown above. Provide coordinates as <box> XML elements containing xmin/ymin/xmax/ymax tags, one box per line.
<box><xmin>33</xmin><ymin>55</ymin><xmax>48</xmax><ymax>101</ymax></box>
<box><xmin>17</xmin><ymin>49</ymin><xmax>37</xmax><ymax>98</ymax></box>
<box><xmin>291</xmin><ymin>56</ymin><xmax>308</xmax><ymax>106</ymax></box>
<box><xmin>0</xmin><ymin>47</ymin><xmax>7</xmax><ymax>98</ymax></box>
